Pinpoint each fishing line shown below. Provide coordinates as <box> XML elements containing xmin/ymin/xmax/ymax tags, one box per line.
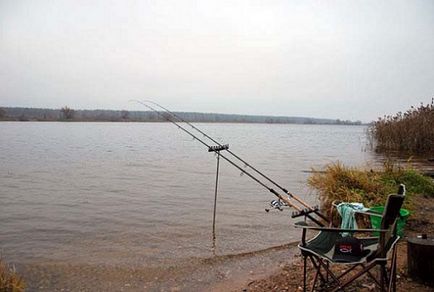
<box><xmin>131</xmin><ymin>100</ymin><xmax>326</xmax><ymax>226</ymax></box>
<box><xmin>140</xmin><ymin>100</ymin><xmax>327</xmax><ymax>221</ymax></box>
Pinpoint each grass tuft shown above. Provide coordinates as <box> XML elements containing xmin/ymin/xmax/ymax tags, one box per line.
<box><xmin>308</xmin><ymin>161</ymin><xmax>434</xmax><ymax>214</ymax></box>
<box><xmin>0</xmin><ymin>258</ymin><xmax>25</xmax><ymax>292</ymax></box>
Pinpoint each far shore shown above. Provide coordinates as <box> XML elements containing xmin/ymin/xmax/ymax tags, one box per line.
<box><xmin>0</xmin><ymin>106</ymin><xmax>364</xmax><ymax>125</ymax></box>
<box><xmin>0</xmin><ymin>119</ymin><xmax>368</xmax><ymax>126</ymax></box>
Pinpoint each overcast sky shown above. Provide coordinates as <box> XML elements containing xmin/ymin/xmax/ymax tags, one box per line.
<box><xmin>0</xmin><ymin>0</ymin><xmax>433</xmax><ymax>122</ymax></box>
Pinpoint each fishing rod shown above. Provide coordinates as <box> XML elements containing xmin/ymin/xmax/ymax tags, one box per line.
<box><xmin>141</xmin><ymin>100</ymin><xmax>329</xmax><ymax>222</ymax></box>
<box><xmin>133</xmin><ymin>100</ymin><xmax>327</xmax><ymax>227</ymax></box>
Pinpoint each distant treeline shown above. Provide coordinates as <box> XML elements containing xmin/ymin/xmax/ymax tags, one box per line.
<box><xmin>0</xmin><ymin>106</ymin><xmax>362</xmax><ymax>125</ymax></box>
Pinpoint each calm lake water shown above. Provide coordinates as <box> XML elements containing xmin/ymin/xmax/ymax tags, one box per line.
<box><xmin>1</xmin><ymin>122</ymin><xmax>375</xmax><ymax>290</ymax></box>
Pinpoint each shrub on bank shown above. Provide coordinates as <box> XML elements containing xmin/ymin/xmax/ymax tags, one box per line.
<box><xmin>369</xmin><ymin>99</ymin><xmax>434</xmax><ymax>154</ymax></box>
<box><xmin>0</xmin><ymin>259</ymin><xmax>25</xmax><ymax>292</ymax></box>
<box><xmin>308</xmin><ymin>162</ymin><xmax>434</xmax><ymax>214</ymax></box>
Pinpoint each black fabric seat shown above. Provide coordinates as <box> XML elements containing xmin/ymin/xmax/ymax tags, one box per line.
<box><xmin>298</xmin><ymin>231</ymin><xmax>379</xmax><ymax>264</ymax></box>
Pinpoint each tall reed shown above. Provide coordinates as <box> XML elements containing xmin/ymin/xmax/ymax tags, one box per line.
<box><xmin>369</xmin><ymin>99</ymin><xmax>434</xmax><ymax>154</ymax></box>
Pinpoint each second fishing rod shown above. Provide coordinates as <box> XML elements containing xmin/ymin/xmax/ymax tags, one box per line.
<box><xmin>133</xmin><ymin>100</ymin><xmax>326</xmax><ymax>227</ymax></box>
<box><xmin>141</xmin><ymin>100</ymin><xmax>328</xmax><ymax>222</ymax></box>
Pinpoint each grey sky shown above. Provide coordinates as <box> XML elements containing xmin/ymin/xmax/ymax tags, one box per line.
<box><xmin>0</xmin><ymin>0</ymin><xmax>433</xmax><ymax>122</ymax></box>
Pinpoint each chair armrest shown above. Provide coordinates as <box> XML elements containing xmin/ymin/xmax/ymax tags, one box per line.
<box><xmin>294</xmin><ymin>221</ymin><xmax>389</xmax><ymax>233</ymax></box>
<box><xmin>331</xmin><ymin>201</ymin><xmax>383</xmax><ymax>218</ymax></box>
<box><xmin>358</xmin><ymin>210</ymin><xmax>383</xmax><ymax>218</ymax></box>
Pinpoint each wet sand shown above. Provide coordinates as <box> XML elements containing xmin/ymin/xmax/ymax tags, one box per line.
<box><xmin>19</xmin><ymin>243</ymin><xmax>299</xmax><ymax>291</ymax></box>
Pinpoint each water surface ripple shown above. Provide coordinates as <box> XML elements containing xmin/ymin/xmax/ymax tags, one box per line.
<box><xmin>1</xmin><ymin>122</ymin><xmax>373</xmax><ymax>289</ymax></box>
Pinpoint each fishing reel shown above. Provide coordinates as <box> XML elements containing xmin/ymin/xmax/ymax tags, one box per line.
<box><xmin>265</xmin><ymin>199</ymin><xmax>289</xmax><ymax>212</ymax></box>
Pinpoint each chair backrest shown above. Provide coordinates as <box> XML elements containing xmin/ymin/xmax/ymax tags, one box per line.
<box><xmin>377</xmin><ymin>184</ymin><xmax>405</xmax><ymax>256</ymax></box>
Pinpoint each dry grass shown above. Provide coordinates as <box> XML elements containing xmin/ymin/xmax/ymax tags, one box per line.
<box><xmin>369</xmin><ymin>99</ymin><xmax>434</xmax><ymax>154</ymax></box>
<box><xmin>308</xmin><ymin>161</ymin><xmax>434</xmax><ymax>215</ymax></box>
<box><xmin>0</xmin><ymin>259</ymin><xmax>25</xmax><ymax>292</ymax></box>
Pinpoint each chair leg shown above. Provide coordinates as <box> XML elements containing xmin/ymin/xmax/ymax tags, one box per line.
<box><xmin>366</xmin><ymin>268</ymin><xmax>381</xmax><ymax>288</ymax></box>
<box><xmin>388</xmin><ymin>245</ymin><xmax>398</xmax><ymax>292</ymax></box>
<box><xmin>303</xmin><ymin>255</ymin><xmax>307</xmax><ymax>292</ymax></box>
<box><xmin>336</xmin><ymin>263</ymin><xmax>361</xmax><ymax>280</ymax></box>
<box><xmin>316</xmin><ymin>259</ymin><xmax>345</xmax><ymax>291</ymax></box>
<box><xmin>393</xmin><ymin>259</ymin><xmax>397</xmax><ymax>292</ymax></box>
<box><xmin>304</xmin><ymin>255</ymin><xmax>328</xmax><ymax>292</ymax></box>
<box><xmin>332</xmin><ymin>261</ymin><xmax>377</xmax><ymax>292</ymax></box>
<box><xmin>311</xmin><ymin>264</ymin><xmax>321</xmax><ymax>292</ymax></box>
<box><xmin>380</xmin><ymin>263</ymin><xmax>388</xmax><ymax>292</ymax></box>
<box><xmin>384</xmin><ymin>265</ymin><xmax>390</xmax><ymax>285</ymax></box>
<box><xmin>308</xmin><ymin>256</ymin><xmax>328</xmax><ymax>286</ymax></box>
<box><xmin>392</xmin><ymin>256</ymin><xmax>397</xmax><ymax>292</ymax></box>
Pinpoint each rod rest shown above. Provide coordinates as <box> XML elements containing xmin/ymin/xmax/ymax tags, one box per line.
<box><xmin>208</xmin><ymin>144</ymin><xmax>229</xmax><ymax>152</ymax></box>
<box><xmin>291</xmin><ymin>206</ymin><xmax>320</xmax><ymax>218</ymax></box>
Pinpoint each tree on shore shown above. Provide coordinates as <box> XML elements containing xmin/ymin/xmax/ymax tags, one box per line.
<box><xmin>0</xmin><ymin>107</ymin><xmax>6</xmax><ymax>119</ymax></box>
<box><xmin>121</xmin><ymin>110</ymin><xmax>129</xmax><ymax>120</ymax></box>
<box><xmin>61</xmin><ymin>106</ymin><xmax>75</xmax><ymax>120</ymax></box>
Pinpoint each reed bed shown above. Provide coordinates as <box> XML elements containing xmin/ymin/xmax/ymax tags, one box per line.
<box><xmin>308</xmin><ymin>161</ymin><xmax>434</xmax><ymax>215</ymax></box>
<box><xmin>369</xmin><ymin>99</ymin><xmax>434</xmax><ymax>154</ymax></box>
<box><xmin>0</xmin><ymin>259</ymin><xmax>25</xmax><ymax>292</ymax></box>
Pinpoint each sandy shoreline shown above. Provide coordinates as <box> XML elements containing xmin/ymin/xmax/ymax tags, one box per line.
<box><xmin>18</xmin><ymin>243</ymin><xmax>299</xmax><ymax>291</ymax></box>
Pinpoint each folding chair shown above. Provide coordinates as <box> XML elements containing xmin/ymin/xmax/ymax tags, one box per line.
<box><xmin>296</xmin><ymin>185</ymin><xmax>405</xmax><ymax>292</ymax></box>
